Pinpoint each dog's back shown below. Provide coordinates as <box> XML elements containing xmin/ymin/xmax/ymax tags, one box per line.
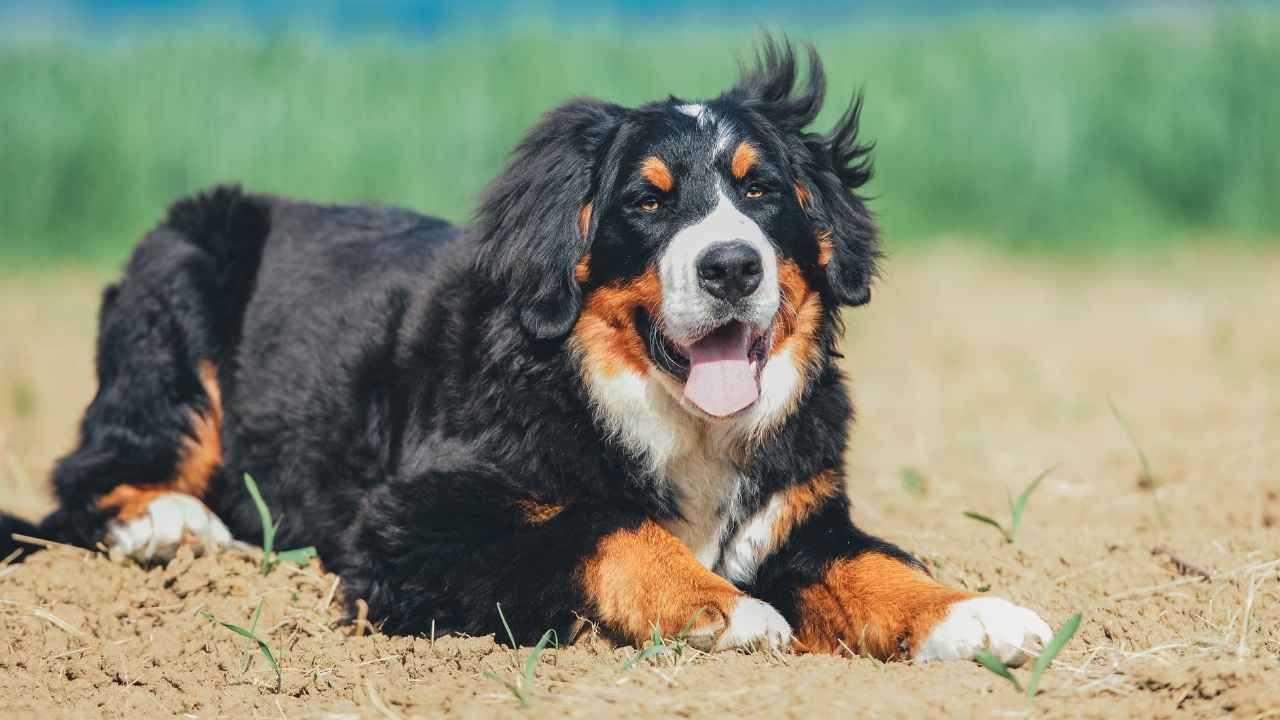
<box><xmin>0</xmin><ymin>186</ymin><xmax>459</xmax><ymax>561</ymax></box>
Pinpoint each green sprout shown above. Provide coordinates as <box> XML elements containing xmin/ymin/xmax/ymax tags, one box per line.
<box><xmin>202</xmin><ymin>600</ymin><xmax>282</xmax><ymax>691</ymax></box>
<box><xmin>622</xmin><ymin>610</ymin><xmax>703</xmax><ymax>671</ymax></box>
<box><xmin>1108</xmin><ymin>400</ymin><xmax>1155</xmax><ymax>489</ymax></box>
<box><xmin>975</xmin><ymin>612</ymin><xmax>1083</xmax><ymax>698</ymax></box>
<box><xmin>243</xmin><ymin>473</ymin><xmax>318</xmax><ymax>575</ymax></box>
<box><xmin>963</xmin><ymin>465</ymin><xmax>1056</xmax><ymax>544</ymax></box>
<box><xmin>900</xmin><ymin>467</ymin><xmax>928</xmax><ymax>497</ymax></box>
<box><xmin>484</xmin><ymin>603</ymin><xmax>558</xmax><ymax>707</ymax></box>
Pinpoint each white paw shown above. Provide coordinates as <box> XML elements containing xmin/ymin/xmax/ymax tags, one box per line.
<box><xmin>105</xmin><ymin>493</ymin><xmax>231</xmax><ymax>563</ymax></box>
<box><xmin>914</xmin><ymin>597</ymin><xmax>1052</xmax><ymax>667</ymax></box>
<box><xmin>713</xmin><ymin>597</ymin><xmax>793</xmax><ymax>652</ymax></box>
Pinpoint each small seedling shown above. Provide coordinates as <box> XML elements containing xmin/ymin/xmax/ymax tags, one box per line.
<box><xmin>484</xmin><ymin>603</ymin><xmax>557</xmax><ymax>707</ymax></box>
<box><xmin>243</xmin><ymin>473</ymin><xmax>318</xmax><ymax>575</ymax></box>
<box><xmin>1108</xmin><ymin>400</ymin><xmax>1155</xmax><ymax>489</ymax></box>
<box><xmin>900</xmin><ymin>467</ymin><xmax>928</xmax><ymax>497</ymax></box>
<box><xmin>202</xmin><ymin>600</ymin><xmax>282</xmax><ymax>691</ymax></box>
<box><xmin>975</xmin><ymin>612</ymin><xmax>1082</xmax><ymax>698</ymax></box>
<box><xmin>623</xmin><ymin>624</ymin><xmax>671</xmax><ymax>670</ymax></box>
<box><xmin>622</xmin><ymin>610</ymin><xmax>703</xmax><ymax>670</ymax></box>
<box><xmin>963</xmin><ymin>464</ymin><xmax>1056</xmax><ymax>544</ymax></box>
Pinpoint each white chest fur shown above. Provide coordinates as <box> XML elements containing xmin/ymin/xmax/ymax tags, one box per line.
<box><xmin>658</xmin><ymin>446</ymin><xmax>746</xmax><ymax>569</ymax></box>
<box><xmin>577</xmin><ymin>359</ymin><xmax>791</xmax><ymax>576</ymax></box>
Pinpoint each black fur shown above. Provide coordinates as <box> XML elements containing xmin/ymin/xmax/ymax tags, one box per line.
<box><xmin>1</xmin><ymin>39</ymin><xmax>927</xmax><ymax>647</ymax></box>
<box><xmin>0</xmin><ymin>514</ymin><xmax>40</xmax><ymax>561</ymax></box>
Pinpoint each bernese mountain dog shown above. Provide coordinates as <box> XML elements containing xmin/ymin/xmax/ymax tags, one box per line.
<box><xmin>1</xmin><ymin>40</ymin><xmax>1052</xmax><ymax>663</ymax></box>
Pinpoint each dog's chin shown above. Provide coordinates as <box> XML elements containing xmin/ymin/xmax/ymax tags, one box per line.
<box><xmin>635</xmin><ymin>308</ymin><xmax>771</xmax><ymax>420</ymax></box>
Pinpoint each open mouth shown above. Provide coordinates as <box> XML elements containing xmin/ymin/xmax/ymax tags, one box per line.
<box><xmin>637</xmin><ymin>310</ymin><xmax>770</xmax><ymax>418</ymax></box>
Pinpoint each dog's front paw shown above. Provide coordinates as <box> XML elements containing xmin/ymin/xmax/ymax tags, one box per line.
<box><xmin>105</xmin><ymin>493</ymin><xmax>231</xmax><ymax>563</ymax></box>
<box><xmin>713</xmin><ymin>596</ymin><xmax>793</xmax><ymax>652</ymax></box>
<box><xmin>913</xmin><ymin>596</ymin><xmax>1052</xmax><ymax>667</ymax></box>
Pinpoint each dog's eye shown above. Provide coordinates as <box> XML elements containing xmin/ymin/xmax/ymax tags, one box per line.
<box><xmin>638</xmin><ymin>196</ymin><xmax>661</xmax><ymax>212</ymax></box>
<box><xmin>745</xmin><ymin>184</ymin><xmax>767</xmax><ymax>199</ymax></box>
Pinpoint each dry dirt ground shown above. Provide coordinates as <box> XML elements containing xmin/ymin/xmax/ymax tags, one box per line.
<box><xmin>1</xmin><ymin>247</ymin><xmax>1278</xmax><ymax>719</ymax></box>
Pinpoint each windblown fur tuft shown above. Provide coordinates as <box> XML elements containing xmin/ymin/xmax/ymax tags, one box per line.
<box><xmin>728</xmin><ymin>37</ymin><xmax>826</xmax><ymax>131</ymax></box>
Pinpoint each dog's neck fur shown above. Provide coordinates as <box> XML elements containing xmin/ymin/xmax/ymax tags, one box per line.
<box><xmin>573</xmin><ymin>341</ymin><xmax>811</xmax><ymax>570</ymax></box>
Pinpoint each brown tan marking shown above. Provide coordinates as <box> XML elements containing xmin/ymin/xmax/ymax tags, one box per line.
<box><xmin>725</xmin><ymin>471</ymin><xmax>842</xmax><ymax>580</ymax></box>
<box><xmin>640</xmin><ymin>156</ymin><xmax>673</xmax><ymax>192</ymax></box>
<box><xmin>579</xmin><ymin>519</ymin><xmax>743</xmax><ymax>645</ymax></box>
<box><xmin>794</xmin><ymin>182</ymin><xmax>812</xmax><ymax>211</ymax></box>
<box><xmin>731</xmin><ymin>141</ymin><xmax>759</xmax><ymax>180</ymax></box>
<box><xmin>570</xmin><ymin>266</ymin><xmax>663</xmax><ymax>377</ymax></box>
<box><xmin>770</xmin><ymin>260</ymin><xmax>824</xmax><ymax>373</ymax></box>
<box><xmin>514</xmin><ymin>499</ymin><xmax>567</xmax><ymax>525</ymax></box>
<box><xmin>577</xmin><ymin>202</ymin><xmax>593</xmax><ymax>241</ymax></box>
<box><xmin>769</xmin><ymin>471</ymin><xmax>841</xmax><ymax>548</ymax></box>
<box><xmin>795</xmin><ymin>183</ymin><xmax>834</xmax><ymax>267</ymax></box>
<box><xmin>816</xmin><ymin>229</ymin><xmax>834</xmax><ymax>267</ymax></box>
<box><xmin>574</xmin><ymin>204</ymin><xmax>594</xmax><ymax>283</ymax></box>
<box><xmin>793</xmin><ymin>552</ymin><xmax>973</xmax><ymax>659</ymax></box>
<box><xmin>97</xmin><ymin>360</ymin><xmax>223</xmax><ymax>521</ymax></box>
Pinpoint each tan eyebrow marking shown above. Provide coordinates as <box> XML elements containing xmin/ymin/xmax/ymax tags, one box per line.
<box><xmin>731</xmin><ymin>141</ymin><xmax>759</xmax><ymax>180</ymax></box>
<box><xmin>640</xmin><ymin>156</ymin><xmax>674</xmax><ymax>192</ymax></box>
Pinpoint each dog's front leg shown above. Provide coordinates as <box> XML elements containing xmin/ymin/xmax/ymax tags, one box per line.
<box><xmin>749</xmin><ymin>475</ymin><xmax>1052</xmax><ymax>664</ymax></box>
<box><xmin>335</xmin><ymin>461</ymin><xmax>789</xmax><ymax>651</ymax></box>
<box><xmin>579</xmin><ymin>518</ymin><xmax>792</xmax><ymax>651</ymax></box>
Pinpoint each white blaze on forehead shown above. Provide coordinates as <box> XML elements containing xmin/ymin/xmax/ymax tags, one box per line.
<box><xmin>713</xmin><ymin>123</ymin><xmax>736</xmax><ymax>156</ymax></box>
<box><xmin>676</xmin><ymin>103</ymin><xmax>716</xmax><ymax>128</ymax></box>
<box><xmin>658</xmin><ymin>188</ymin><xmax>779</xmax><ymax>343</ymax></box>
<box><xmin>674</xmin><ymin>102</ymin><xmax>736</xmax><ymax>160</ymax></box>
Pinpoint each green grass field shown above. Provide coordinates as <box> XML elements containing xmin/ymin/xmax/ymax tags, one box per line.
<box><xmin>2</xmin><ymin>7</ymin><xmax>1278</xmax><ymax>266</ymax></box>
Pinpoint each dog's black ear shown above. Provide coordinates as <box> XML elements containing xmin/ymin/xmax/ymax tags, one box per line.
<box><xmin>476</xmin><ymin>98</ymin><xmax>625</xmax><ymax>340</ymax></box>
<box><xmin>728</xmin><ymin>38</ymin><xmax>880</xmax><ymax>307</ymax></box>
<box><xmin>796</xmin><ymin>95</ymin><xmax>879</xmax><ymax>307</ymax></box>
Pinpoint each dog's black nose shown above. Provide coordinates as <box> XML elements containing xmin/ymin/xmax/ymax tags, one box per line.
<box><xmin>696</xmin><ymin>241</ymin><xmax>763</xmax><ymax>303</ymax></box>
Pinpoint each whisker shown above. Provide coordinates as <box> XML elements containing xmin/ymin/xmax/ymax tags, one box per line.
<box><xmin>650</xmin><ymin>320</ymin><xmax>679</xmax><ymax>369</ymax></box>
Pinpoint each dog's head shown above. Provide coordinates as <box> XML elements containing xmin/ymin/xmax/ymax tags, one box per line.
<box><xmin>478</xmin><ymin>39</ymin><xmax>878</xmax><ymax>428</ymax></box>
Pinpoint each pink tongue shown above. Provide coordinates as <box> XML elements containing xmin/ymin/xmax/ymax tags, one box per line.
<box><xmin>683</xmin><ymin>323</ymin><xmax>759</xmax><ymax>417</ymax></box>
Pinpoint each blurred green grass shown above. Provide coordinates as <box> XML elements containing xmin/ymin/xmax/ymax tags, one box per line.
<box><xmin>2</xmin><ymin>9</ymin><xmax>1278</xmax><ymax>266</ymax></box>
